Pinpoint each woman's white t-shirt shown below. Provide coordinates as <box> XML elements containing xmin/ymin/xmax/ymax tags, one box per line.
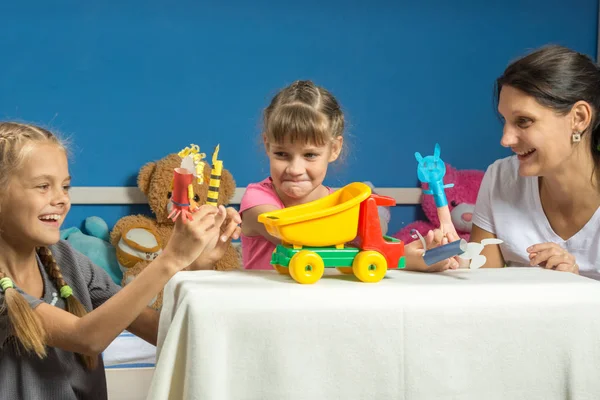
<box><xmin>472</xmin><ymin>155</ymin><xmax>600</xmax><ymax>272</ymax></box>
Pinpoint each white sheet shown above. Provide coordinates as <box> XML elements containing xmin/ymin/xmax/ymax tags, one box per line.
<box><xmin>148</xmin><ymin>268</ymin><xmax>600</xmax><ymax>400</ymax></box>
<box><xmin>103</xmin><ymin>331</ymin><xmax>156</xmax><ymax>368</ymax></box>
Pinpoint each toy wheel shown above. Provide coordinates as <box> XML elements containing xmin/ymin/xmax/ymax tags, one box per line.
<box><xmin>273</xmin><ymin>264</ymin><xmax>290</xmax><ymax>275</ymax></box>
<box><xmin>289</xmin><ymin>250</ymin><xmax>325</xmax><ymax>284</ymax></box>
<box><xmin>336</xmin><ymin>267</ymin><xmax>354</xmax><ymax>275</ymax></box>
<box><xmin>352</xmin><ymin>251</ymin><xmax>388</xmax><ymax>283</ymax></box>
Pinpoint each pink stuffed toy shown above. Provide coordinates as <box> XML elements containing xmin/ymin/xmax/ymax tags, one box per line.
<box><xmin>393</xmin><ymin>165</ymin><xmax>484</xmax><ymax>243</ymax></box>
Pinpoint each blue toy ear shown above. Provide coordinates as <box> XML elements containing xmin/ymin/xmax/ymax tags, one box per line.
<box><xmin>60</xmin><ymin>227</ymin><xmax>81</xmax><ymax>240</ymax></box>
<box><xmin>63</xmin><ymin>230</ymin><xmax>123</xmax><ymax>286</ymax></box>
<box><xmin>433</xmin><ymin>143</ymin><xmax>441</xmax><ymax>160</ymax></box>
<box><xmin>84</xmin><ymin>216</ymin><xmax>110</xmax><ymax>242</ymax></box>
<box><xmin>414</xmin><ymin>152</ymin><xmax>423</xmax><ymax>162</ymax></box>
<box><xmin>61</xmin><ymin>216</ymin><xmax>123</xmax><ymax>286</ymax></box>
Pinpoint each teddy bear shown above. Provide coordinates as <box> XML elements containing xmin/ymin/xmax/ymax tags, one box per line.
<box><xmin>392</xmin><ymin>165</ymin><xmax>484</xmax><ymax>243</ymax></box>
<box><xmin>109</xmin><ymin>151</ymin><xmax>240</xmax><ymax>309</ymax></box>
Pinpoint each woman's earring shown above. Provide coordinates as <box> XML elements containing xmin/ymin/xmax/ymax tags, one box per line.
<box><xmin>572</xmin><ymin>131</ymin><xmax>582</xmax><ymax>143</ymax></box>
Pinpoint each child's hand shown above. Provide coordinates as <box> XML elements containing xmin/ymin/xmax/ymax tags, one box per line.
<box><xmin>527</xmin><ymin>242</ymin><xmax>579</xmax><ymax>274</ymax></box>
<box><xmin>189</xmin><ymin>206</ymin><xmax>242</xmax><ymax>270</ymax></box>
<box><xmin>162</xmin><ymin>205</ymin><xmax>222</xmax><ymax>270</ymax></box>
<box><xmin>439</xmin><ymin>226</ymin><xmax>468</xmax><ymax>268</ymax></box>
<box><xmin>404</xmin><ymin>229</ymin><xmax>459</xmax><ymax>272</ymax></box>
<box><xmin>437</xmin><ymin>205</ymin><xmax>460</xmax><ymax>242</ymax></box>
<box><xmin>440</xmin><ymin>222</ymin><xmax>460</xmax><ymax>242</ymax></box>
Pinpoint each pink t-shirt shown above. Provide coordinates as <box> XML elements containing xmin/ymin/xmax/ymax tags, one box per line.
<box><xmin>240</xmin><ymin>178</ymin><xmax>284</xmax><ymax>270</ymax></box>
<box><xmin>240</xmin><ymin>177</ymin><xmax>333</xmax><ymax>270</ymax></box>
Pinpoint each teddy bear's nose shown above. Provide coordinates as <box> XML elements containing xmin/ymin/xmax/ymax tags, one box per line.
<box><xmin>462</xmin><ymin>212</ymin><xmax>473</xmax><ymax>222</ymax></box>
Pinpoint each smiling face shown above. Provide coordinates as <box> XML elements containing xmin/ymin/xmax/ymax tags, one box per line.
<box><xmin>498</xmin><ymin>85</ymin><xmax>577</xmax><ymax>177</ymax></box>
<box><xmin>0</xmin><ymin>143</ymin><xmax>71</xmax><ymax>248</ymax></box>
<box><xmin>265</xmin><ymin>137</ymin><xmax>342</xmax><ymax>205</ymax></box>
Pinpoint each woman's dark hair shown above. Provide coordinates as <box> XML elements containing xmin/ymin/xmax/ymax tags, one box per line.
<box><xmin>495</xmin><ymin>45</ymin><xmax>600</xmax><ymax>185</ymax></box>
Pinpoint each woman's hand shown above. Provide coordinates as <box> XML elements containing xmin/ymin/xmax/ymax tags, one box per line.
<box><xmin>527</xmin><ymin>242</ymin><xmax>579</xmax><ymax>274</ymax></box>
<box><xmin>189</xmin><ymin>206</ymin><xmax>242</xmax><ymax>270</ymax></box>
<box><xmin>404</xmin><ymin>229</ymin><xmax>460</xmax><ymax>272</ymax></box>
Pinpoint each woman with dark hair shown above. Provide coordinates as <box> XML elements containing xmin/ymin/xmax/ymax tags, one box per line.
<box><xmin>471</xmin><ymin>45</ymin><xmax>600</xmax><ymax>274</ymax></box>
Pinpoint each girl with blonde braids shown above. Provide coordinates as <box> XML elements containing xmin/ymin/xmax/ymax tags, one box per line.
<box><xmin>0</xmin><ymin>122</ymin><xmax>241</xmax><ymax>399</ymax></box>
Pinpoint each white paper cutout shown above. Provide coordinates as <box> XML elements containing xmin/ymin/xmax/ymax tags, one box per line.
<box><xmin>458</xmin><ymin>238</ymin><xmax>504</xmax><ymax>269</ymax></box>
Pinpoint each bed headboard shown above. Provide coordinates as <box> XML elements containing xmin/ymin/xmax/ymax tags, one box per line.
<box><xmin>69</xmin><ymin>187</ymin><xmax>422</xmax><ymax>205</ymax></box>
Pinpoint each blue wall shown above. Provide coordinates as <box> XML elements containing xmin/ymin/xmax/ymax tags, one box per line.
<box><xmin>1</xmin><ymin>1</ymin><xmax>597</xmax><ymax>236</ymax></box>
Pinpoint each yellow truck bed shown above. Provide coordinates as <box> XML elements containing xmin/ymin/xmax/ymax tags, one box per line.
<box><xmin>258</xmin><ymin>182</ymin><xmax>371</xmax><ymax>247</ymax></box>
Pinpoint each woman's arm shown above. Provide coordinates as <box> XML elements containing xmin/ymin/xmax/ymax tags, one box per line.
<box><xmin>469</xmin><ymin>224</ymin><xmax>505</xmax><ymax>268</ymax></box>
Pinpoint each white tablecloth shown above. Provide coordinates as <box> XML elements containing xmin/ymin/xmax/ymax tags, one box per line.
<box><xmin>147</xmin><ymin>268</ymin><xmax>600</xmax><ymax>400</ymax></box>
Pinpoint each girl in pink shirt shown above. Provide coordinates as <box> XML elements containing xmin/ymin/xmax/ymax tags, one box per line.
<box><xmin>240</xmin><ymin>80</ymin><xmax>457</xmax><ymax>272</ymax></box>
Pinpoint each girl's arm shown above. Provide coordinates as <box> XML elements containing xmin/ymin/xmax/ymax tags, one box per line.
<box><xmin>241</xmin><ymin>205</ymin><xmax>281</xmax><ymax>245</ymax></box>
<box><xmin>469</xmin><ymin>224</ymin><xmax>505</xmax><ymax>268</ymax></box>
<box><xmin>127</xmin><ymin>307</ymin><xmax>160</xmax><ymax>346</ymax></box>
<box><xmin>34</xmin><ymin>205</ymin><xmax>226</xmax><ymax>356</ymax></box>
<box><xmin>36</xmin><ymin>253</ymin><xmax>178</xmax><ymax>355</ymax></box>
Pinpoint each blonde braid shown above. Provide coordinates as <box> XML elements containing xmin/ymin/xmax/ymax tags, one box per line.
<box><xmin>0</xmin><ymin>129</ymin><xmax>18</xmax><ymax>169</ymax></box>
<box><xmin>37</xmin><ymin>247</ymin><xmax>98</xmax><ymax>370</ymax></box>
<box><xmin>0</xmin><ymin>269</ymin><xmax>47</xmax><ymax>358</ymax></box>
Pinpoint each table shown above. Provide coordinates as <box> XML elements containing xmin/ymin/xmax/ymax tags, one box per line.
<box><xmin>147</xmin><ymin>268</ymin><xmax>600</xmax><ymax>400</ymax></box>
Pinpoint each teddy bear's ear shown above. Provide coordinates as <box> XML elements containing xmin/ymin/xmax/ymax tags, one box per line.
<box><xmin>137</xmin><ymin>162</ymin><xmax>157</xmax><ymax>194</ymax></box>
<box><xmin>218</xmin><ymin>168</ymin><xmax>236</xmax><ymax>204</ymax></box>
<box><xmin>198</xmin><ymin>163</ymin><xmax>236</xmax><ymax>205</ymax></box>
<box><xmin>201</xmin><ymin>162</ymin><xmax>212</xmax><ymax>186</ymax></box>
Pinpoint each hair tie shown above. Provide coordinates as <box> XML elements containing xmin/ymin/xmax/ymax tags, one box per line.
<box><xmin>0</xmin><ymin>277</ymin><xmax>14</xmax><ymax>292</ymax></box>
<box><xmin>60</xmin><ymin>285</ymin><xmax>73</xmax><ymax>299</ymax></box>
